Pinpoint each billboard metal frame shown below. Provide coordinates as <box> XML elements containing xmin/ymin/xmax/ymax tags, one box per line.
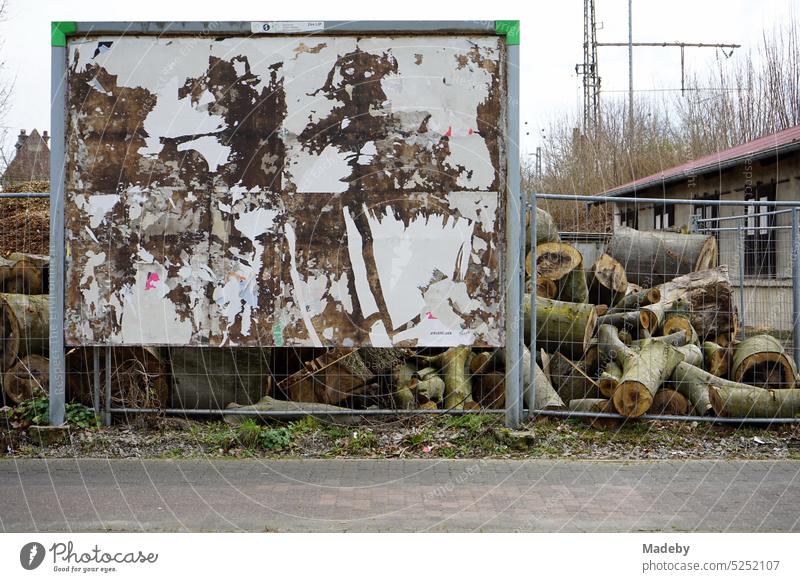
<box><xmin>48</xmin><ymin>20</ymin><xmax>522</xmax><ymax>426</ymax></box>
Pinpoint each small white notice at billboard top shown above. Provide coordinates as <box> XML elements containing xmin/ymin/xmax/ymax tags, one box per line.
<box><xmin>251</xmin><ymin>21</ymin><xmax>324</xmax><ymax>34</ymax></box>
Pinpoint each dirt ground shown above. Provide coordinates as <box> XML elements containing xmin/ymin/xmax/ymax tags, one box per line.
<box><xmin>3</xmin><ymin>413</ymin><xmax>800</xmax><ymax>461</ymax></box>
<box><xmin>0</xmin><ymin>180</ymin><xmax>49</xmax><ymax>255</ymax></box>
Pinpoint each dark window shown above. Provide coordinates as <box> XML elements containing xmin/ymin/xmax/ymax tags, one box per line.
<box><xmin>653</xmin><ymin>204</ymin><xmax>675</xmax><ymax>230</ymax></box>
<box><xmin>618</xmin><ymin>207</ymin><xmax>638</xmax><ymax>228</ymax></box>
<box><xmin>696</xmin><ymin>193</ymin><xmax>719</xmax><ymax>239</ymax></box>
<box><xmin>744</xmin><ymin>183</ymin><xmax>777</xmax><ymax>278</ymax></box>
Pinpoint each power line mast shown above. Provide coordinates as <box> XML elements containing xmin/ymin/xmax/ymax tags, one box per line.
<box><xmin>579</xmin><ymin>1</ymin><xmax>740</xmax><ymax>135</ymax></box>
<box><xmin>576</xmin><ymin>0</ymin><xmax>601</xmax><ymax>135</ymax></box>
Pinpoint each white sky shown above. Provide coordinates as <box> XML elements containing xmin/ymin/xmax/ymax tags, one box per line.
<box><xmin>0</xmin><ymin>0</ymin><xmax>797</xmax><ymax>163</ymax></box>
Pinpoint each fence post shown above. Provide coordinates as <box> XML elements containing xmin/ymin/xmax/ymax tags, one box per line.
<box><xmin>528</xmin><ymin>194</ymin><xmax>537</xmax><ymax>419</ymax></box>
<box><xmin>48</xmin><ymin>43</ymin><xmax>67</xmax><ymax>426</ymax></box>
<box><xmin>503</xmin><ymin>42</ymin><xmax>522</xmax><ymax>428</ymax></box>
<box><xmin>104</xmin><ymin>345</ymin><xmax>112</xmax><ymax>426</ymax></box>
<box><xmin>738</xmin><ymin>224</ymin><xmax>746</xmax><ymax>338</ymax></box>
<box><xmin>792</xmin><ymin>209</ymin><xmax>800</xmax><ymax>367</ymax></box>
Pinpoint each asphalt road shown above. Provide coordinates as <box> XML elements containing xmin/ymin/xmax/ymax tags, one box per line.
<box><xmin>1</xmin><ymin>459</ymin><xmax>798</xmax><ymax>532</ymax></box>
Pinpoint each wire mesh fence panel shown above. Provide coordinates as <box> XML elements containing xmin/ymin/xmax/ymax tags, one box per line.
<box><xmin>530</xmin><ymin>194</ymin><xmax>800</xmax><ymax>424</ymax></box>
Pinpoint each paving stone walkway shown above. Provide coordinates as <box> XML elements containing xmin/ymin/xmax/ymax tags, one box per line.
<box><xmin>1</xmin><ymin>459</ymin><xmax>798</xmax><ymax>532</ymax></box>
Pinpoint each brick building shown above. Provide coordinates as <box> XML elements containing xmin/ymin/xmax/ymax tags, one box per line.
<box><xmin>2</xmin><ymin>129</ymin><xmax>50</xmax><ymax>186</ymax></box>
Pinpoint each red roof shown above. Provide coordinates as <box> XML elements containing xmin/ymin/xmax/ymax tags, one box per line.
<box><xmin>604</xmin><ymin>123</ymin><xmax>800</xmax><ymax>197</ymax></box>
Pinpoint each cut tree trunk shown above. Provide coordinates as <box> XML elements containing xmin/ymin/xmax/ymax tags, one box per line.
<box><xmin>390</xmin><ymin>362</ymin><xmax>417</xmax><ymax>409</ymax></box>
<box><xmin>650</xmin><ymin>389</ymin><xmax>691</xmax><ymax>416</ymax></box>
<box><xmin>473</xmin><ymin>372</ymin><xmax>505</xmax><ymax>408</ymax></box>
<box><xmin>598</xmin><ymin>360</ymin><xmax>622</xmax><ymax>398</ymax></box>
<box><xmin>545</xmin><ymin>351</ymin><xmax>600</xmax><ymax>401</ymax></box>
<box><xmin>655</xmin><ymin>267</ymin><xmax>737</xmax><ymax>340</ymax></box>
<box><xmin>3</xmin><ymin>354</ymin><xmax>48</xmax><ymax>404</ymax></box>
<box><xmin>597</xmin><ymin>310</ymin><xmax>649</xmax><ymax>338</ymax></box>
<box><xmin>597</xmin><ymin>323</ymin><xmax>631</xmax><ymax>367</ymax></box>
<box><xmin>527</xmin><ymin>207</ymin><xmax>561</xmax><ymax>249</ymax></box>
<box><xmin>513</xmin><ymin>347</ymin><xmax>564</xmax><ymax>410</ymax></box>
<box><xmin>524</xmin><ymin>295</ymin><xmax>597</xmax><ymax>358</ymax></box>
<box><xmin>421</xmin><ymin>347</ymin><xmax>474</xmax><ymax>409</ymax></box>
<box><xmin>612</xmin><ymin>340</ymin><xmax>684</xmax><ymax>417</ymax></box>
<box><xmin>568</xmin><ymin>398</ymin><xmax>621</xmax><ymax>429</ymax></box>
<box><xmin>732</xmin><ymin>334</ymin><xmax>798</xmax><ymax>389</ymax></box>
<box><xmin>0</xmin><ymin>253</ymin><xmax>49</xmax><ymax>295</ymax></box>
<box><xmin>675</xmin><ymin>343</ymin><xmax>704</xmax><ymax>368</ymax></box>
<box><xmin>640</xmin><ymin>303</ymin><xmax>666</xmax><ymax>335</ymax></box>
<box><xmin>703</xmin><ymin>341</ymin><xmax>729</xmax><ymax>378</ymax></box>
<box><xmin>556</xmin><ymin>264</ymin><xmax>589</xmax><ymax>304</ymax></box>
<box><xmin>671</xmin><ymin>361</ymin><xmax>738</xmax><ymax>416</ymax></box>
<box><xmin>413</xmin><ymin>367</ymin><xmax>445</xmax><ymax>405</ymax></box>
<box><xmin>631</xmin><ymin>331</ymin><xmax>691</xmax><ymax>349</ymax></box>
<box><xmin>709</xmin><ymin>385</ymin><xmax>800</xmax><ymax>418</ymax></box>
<box><xmin>536</xmin><ymin>277</ymin><xmax>558</xmax><ymax>299</ymax></box>
<box><xmin>615</xmin><ymin>287</ymin><xmax>661</xmax><ymax>309</ymax></box>
<box><xmin>607</xmin><ymin>225</ymin><xmax>718</xmax><ymax>286</ymax></box>
<box><xmin>589</xmin><ymin>253</ymin><xmax>628</xmax><ymax>307</ymax></box>
<box><xmin>280</xmin><ymin>348</ymin><xmax>374</xmax><ymax>406</ymax></box>
<box><xmin>531</xmin><ymin>242</ymin><xmax>583</xmax><ymax>281</ymax></box>
<box><xmin>0</xmin><ymin>293</ymin><xmax>48</xmax><ymax>371</ymax></box>
<box><xmin>224</xmin><ymin>396</ymin><xmax>358</xmax><ymax>424</ymax></box>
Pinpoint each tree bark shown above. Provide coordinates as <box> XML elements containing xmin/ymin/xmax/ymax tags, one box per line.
<box><xmin>420</xmin><ymin>347</ymin><xmax>474</xmax><ymax>409</ymax></box>
<box><xmin>655</xmin><ymin>267</ymin><xmax>737</xmax><ymax>340</ymax></box>
<box><xmin>390</xmin><ymin>362</ymin><xmax>416</xmax><ymax>409</ymax></box>
<box><xmin>546</xmin><ymin>351</ymin><xmax>600</xmax><ymax>401</ymax></box>
<box><xmin>414</xmin><ymin>367</ymin><xmax>445</xmax><ymax>405</ymax></box>
<box><xmin>224</xmin><ymin>396</ymin><xmax>358</xmax><ymax>424</ymax></box>
<box><xmin>650</xmin><ymin>389</ymin><xmax>691</xmax><ymax>416</ymax></box>
<box><xmin>0</xmin><ymin>293</ymin><xmax>48</xmax><ymax>370</ymax></box>
<box><xmin>612</xmin><ymin>340</ymin><xmax>684</xmax><ymax>417</ymax></box>
<box><xmin>607</xmin><ymin>225</ymin><xmax>718</xmax><ymax>286</ymax></box>
<box><xmin>598</xmin><ymin>360</ymin><xmax>622</xmax><ymax>398</ymax></box>
<box><xmin>524</xmin><ymin>295</ymin><xmax>597</xmax><ymax>358</ymax></box>
<box><xmin>703</xmin><ymin>341</ymin><xmax>729</xmax><ymax>378</ymax></box>
<box><xmin>671</xmin><ymin>361</ymin><xmax>730</xmax><ymax>416</ymax></box>
<box><xmin>556</xmin><ymin>264</ymin><xmax>589</xmax><ymax>304</ymax></box>
<box><xmin>568</xmin><ymin>398</ymin><xmax>621</xmax><ymax>429</ymax></box>
<box><xmin>709</xmin><ymin>385</ymin><xmax>800</xmax><ymax>418</ymax></box>
<box><xmin>674</xmin><ymin>343</ymin><xmax>704</xmax><ymax>368</ymax></box>
<box><xmin>732</xmin><ymin>334</ymin><xmax>798</xmax><ymax>389</ymax></box>
<box><xmin>3</xmin><ymin>354</ymin><xmax>48</xmax><ymax>404</ymax></box>
<box><xmin>527</xmin><ymin>207</ymin><xmax>561</xmax><ymax>249</ymax></box>
<box><xmin>615</xmin><ymin>287</ymin><xmax>661</xmax><ymax>309</ymax></box>
<box><xmin>0</xmin><ymin>253</ymin><xmax>48</xmax><ymax>295</ymax></box>
<box><xmin>588</xmin><ymin>253</ymin><xmax>628</xmax><ymax>307</ymax></box>
<box><xmin>509</xmin><ymin>347</ymin><xmax>564</xmax><ymax>410</ymax></box>
<box><xmin>536</xmin><ymin>277</ymin><xmax>558</xmax><ymax>299</ymax></box>
<box><xmin>531</xmin><ymin>242</ymin><xmax>583</xmax><ymax>281</ymax></box>
<box><xmin>472</xmin><ymin>372</ymin><xmax>505</xmax><ymax>408</ymax></box>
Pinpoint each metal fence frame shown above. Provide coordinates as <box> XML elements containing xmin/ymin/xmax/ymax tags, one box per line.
<box><xmin>528</xmin><ymin>192</ymin><xmax>800</xmax><ymax>425</ymax></box>
<box><xmin>47</xmin><ymin>20</ymin><xmax>524</xmax><ymax>427</ymax></box>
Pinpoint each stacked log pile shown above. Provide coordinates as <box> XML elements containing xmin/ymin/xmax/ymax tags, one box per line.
<box><xmin>235</xmin><ymin>209</ymin><xmax>800</xmax><ymax>421</ymax></box>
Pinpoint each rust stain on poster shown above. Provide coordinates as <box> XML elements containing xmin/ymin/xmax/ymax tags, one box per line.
<box><xmin>64</xmin><ymin>35</ymin><xmax>507</xmax><ymax>347</ymax></box>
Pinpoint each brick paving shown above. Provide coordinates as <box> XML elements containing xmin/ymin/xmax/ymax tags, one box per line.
<box><xmin>1</xmin><ymin>459</ymin><xmax>798</xmax><ymax>532</ymax></box>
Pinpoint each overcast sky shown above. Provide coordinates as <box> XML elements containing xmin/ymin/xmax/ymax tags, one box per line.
<box><xmin>0</xmin><ymin>0</ymin><xmax>797</xmax><ymax>162</ymax></box>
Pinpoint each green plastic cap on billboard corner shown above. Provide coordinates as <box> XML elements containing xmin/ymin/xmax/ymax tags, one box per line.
<box><xmin>52</xmin><ymin>22</ymin><xmax>77</xmax><ymax>47</ymax></box>
<box><xmin>495</xmin><ymin>20</ymin><xmax>520</xmax><ymax>45</ymax></box>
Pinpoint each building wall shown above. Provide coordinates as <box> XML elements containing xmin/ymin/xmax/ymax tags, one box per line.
<box><xmin>613</xmin><ymin>150</ymin><xmax>800</xmax><ymax>331</ymax></box>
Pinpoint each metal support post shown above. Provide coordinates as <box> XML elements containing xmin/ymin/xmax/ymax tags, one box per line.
<box><xmin>528</xmin><ymin>195</ymin><xmax>538</xmax><ymax>419</ymax></box>
<box><xmin>104</xmin><ymin>345</ymin><xmax>112</xmax><ymax>426</ymax></box>
<box><xmin>738</xmin><ymin>224</ymin><xmax>746</xmax><ymax>338</ymax></box>
<box><xmin>48</xmin><ymin>45</ymin><xmax>67</xmax><ymax>426</ymax></box>
<box><xmin>92</xmin><ymin>347</ymin><xmax>101</xmax><ymax>414</ymax></box>
<box><xmin>504</xmin><ymin>42</ymin><xmax>522</xmax><ymax>428</ymax></box>
<box><xmin>792</xmin><ymin>209</ymin><xmax>800</xmax><ymax>367</ymax></box>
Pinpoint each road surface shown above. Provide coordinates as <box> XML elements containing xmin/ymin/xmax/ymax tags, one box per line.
<box><xmin>1</xmin><ymin>459</ymin><xmax>798</xmax><ymax>532</ymax></box>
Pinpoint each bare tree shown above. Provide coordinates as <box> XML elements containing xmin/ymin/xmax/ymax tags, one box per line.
<box><xmin>534</xmin><ymin>16</ymin><xmax>800</xmax><ymax>231</ymax></box>
<box><xmin>0</xmin><ymin>1</ymin><xmax>13</xmax><ymax>175</ymax></box>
